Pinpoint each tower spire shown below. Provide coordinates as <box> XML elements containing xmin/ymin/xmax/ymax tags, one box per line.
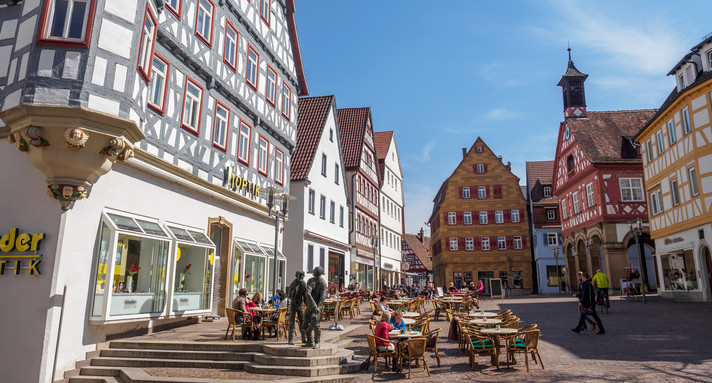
<box><xmin>558</xmin><ymin>46</ymin><xmax>588</xmax><ymax>119</ymax></box>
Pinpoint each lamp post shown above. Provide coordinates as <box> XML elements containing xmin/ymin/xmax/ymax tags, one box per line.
<box><xmin>371</xmin><ymin>236</ymin><xmax>380</xmax><ymax>291</ymax></box>
<box><xmin>628</xmin><ymin>218</ymin><xmax>647</xmax><ymax>304</ymax></box>
<box><xmin>552</xmin><ymin>247</ymin><xmax>561</xmax><ymax>294</ymax></box>
<box><xmin>261</xmin><ymin>186</ymin><xmax>295</xmax><ymax>303</ymax></box>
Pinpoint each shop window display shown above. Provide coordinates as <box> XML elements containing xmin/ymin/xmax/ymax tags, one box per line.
<box><xmin>512</xmin><ymin>271</ymin><xmax>523</xmax><ymax>289</ymax></box>
<box><xmin>169</xmin><ymin>226</ymin><xmax>215</xmax><ymax>312</ymax></box>
<box><xmin>662</xmin><ymin>251</ymin><xmax>697</xmax><ymax>291</ymax></box>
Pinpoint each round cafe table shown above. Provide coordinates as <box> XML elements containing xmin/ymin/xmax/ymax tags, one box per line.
<box><xmin>402</xmin><ymin>311</ymin><xmax>419</xmax><ymax>318</ymax></box>
<box><xmin>471</xmin><ymin>318</ymin><xmax>502</xmax><ymax>326</ymax></box>
<box><xmin>480</xmin><ymin>327</ymin><xmax>518</xmax><ymax>366</ymax></box>
<box><xmin>469</xmin><ymin>311</ymin><xmax>497</xmax><ymax>318</ymax></box>
<box><xmin>389</xmin><ymin>330</ymin><xmax>423</xmax><ymax>372</ymax></box>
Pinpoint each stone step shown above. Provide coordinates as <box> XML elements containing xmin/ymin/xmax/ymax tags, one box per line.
<box><xmin>68</xmin><ymin>376</ymin><xmax>125</xmax><ymax>383</ymax></box>
<box><xmin>244</xmin><ymin>362</ymin><xmax>344</xmax><ymax>377</ymax></box>
<box><xmin>78</xmin><ymin>367</ymin><xmax>124</xmax><ymax>377</ymax></box>
<box><xmin>108</xmin><ymin>341</ymin><xmax>262</xmax><ymax>353</ymax></box>
<box><xmin>100</xmin><ymin>348</ymin><xmax>255</xmax><ymax>362</ymax></box>
<box><xmin>253</xmin><ymin>348</ymin><xmax>353</xmax><ymax>367</ymax></box>
<box><xmin>90</xmin><ymin>356</ymin><xmax>247</xmax><ymax>370</ymax></box>
<box><xmin>261</xmin><ymin>342</ymin><xmax>341</xmax><ymax>358</ymax></box>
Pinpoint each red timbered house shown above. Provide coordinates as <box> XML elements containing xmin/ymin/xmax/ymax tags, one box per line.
<box><xmin>403</xmin><ymin>228</ymin><xmax>432</xmax><ymax>287</ymax></box>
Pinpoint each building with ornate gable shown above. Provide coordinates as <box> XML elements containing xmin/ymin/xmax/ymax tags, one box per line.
<box><xmin>634</xmin><ymin>36</ymin><xmax>712</xmax><ymax>302</ymax></box>
<box><xmin>375</xmin><ymin>131</ymin><xmax>405</xmax><ymax>286</ymax></box>
<box><xmin>552</xmin><ymin>50</ymin><xmax>657</xmax><ymax>292</ymax></box>
<box><xmin>0</xmin><ymin>1</ymin><xmax>306</xmax><ymax>380</ymax></box>
<box><xmin>403</xmin><ymin>228</ymin><xmax>432</xmax><ymax>288</ymax></box>
<box><xmin>430</xmin><ymin>138</ymin><xmax>532</xmax><ymax>294</ymax></box>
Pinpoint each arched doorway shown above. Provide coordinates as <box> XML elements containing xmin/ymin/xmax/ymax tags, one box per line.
<box><xmin>703</xmin><ymin>246</ymin><xmax>712</xmax><ymax>298</ymax></box>
<box><xmin>565</xmin><ymin>242</ymin><xmax>576</xmax><ymax>293</ymax></box>
<box><xmin>589</xmin><ymin>235</ymin><xmax>604</xmax><ymax>274</ymax></box>
<box><xmin>626</xmin><ymin>235</ymin><xmax>656</xmax><ymax>290</ymax></box>
<box><xmin>576</xmin><ymin>239</ymin><xmax>588</xmax><ymax>275</ymax></box>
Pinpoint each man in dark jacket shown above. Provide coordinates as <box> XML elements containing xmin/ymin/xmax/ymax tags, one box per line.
<box><xmin>572</xmin><ymin>272</ymin><xmax>605</xmax><ymax>334</ymax></box>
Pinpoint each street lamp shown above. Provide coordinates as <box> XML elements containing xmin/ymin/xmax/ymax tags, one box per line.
<box><xmin>261</xmin><ymin>186</ymin><xmax>295</xmax><ymax>303</ymax></box>
<box><xmin>628</xmin><ymin>218</ymin><xmax>647</xmax><ymax>304</ymax></box>
<box><xmin>552</xmin><ymin>247</ymin><xmax>561</xmax><ymax>294</ymax></box>
<box><xmin>370</xmin><ymin>236</ymin><xmax>380</xmax><ymax>291</ymax></box>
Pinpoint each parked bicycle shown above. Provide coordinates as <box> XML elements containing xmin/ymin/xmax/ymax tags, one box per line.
<box><xmin>596</xmin><ymin>288</ymin><xmax>609</xmax><ymax>314</ymax></box>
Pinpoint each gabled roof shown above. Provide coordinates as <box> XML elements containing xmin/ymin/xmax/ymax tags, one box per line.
<box><xmin>566</xmin><ymin>110</ymin><xmax>657</xmax><ymax>164</ymax></box>
<box><xmin>291</xmin><ymin>96</ymin><xmax>334</xmax><ymax>180</ymax></box>
<box><xmin>337</xmin><ymin>107</ymin><xmax>371</xmax><ymax>169</ymax></box>
<box><xmin>285</xmin><ymin>0</ymin><xmax>308</xmax><ymax>96</ymax></box>
<box><xmin>374</xmin><ymin>131</ymin><xmax>393</xmax><ymax>185</ymax></box>
<box><xmin>525</xmin><ymin>161</ymin><xmax>555</xmax><ymax>193</ymax></box>
<box><xmin>403</xmin><ymin>233</ymin><xmax>432</xmax><ymax>270</ymax></box>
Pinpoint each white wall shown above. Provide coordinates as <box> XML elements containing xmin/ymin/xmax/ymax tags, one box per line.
<box><xmin>378</xmin><ymin>136</ymin><xmax>404</xmax><ymax>267</ymax></box>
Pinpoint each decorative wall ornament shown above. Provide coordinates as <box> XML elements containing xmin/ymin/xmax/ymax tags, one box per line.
<box><xmin>116</xmin><ymin>148</ymin><xmax>134</xmax><ymax>162</ymax></box>
<box><xmin>64</xmin><ymin>128</ymin><xmax>89</xmax><ymax>149</ymax></box>
<box><xmin>27</xmin><ymin>126</ymin><xmax>50</xmax><ymax>147</ymax></box>
<box><xmin>100</xmin><ymin>138</ymin><xmax>126</xmax><ymax>157</ymax></box>
<box><xmin>47</xmin><ymin>184</ymin><xmax>87</xmax><ymax>210</ymax></box>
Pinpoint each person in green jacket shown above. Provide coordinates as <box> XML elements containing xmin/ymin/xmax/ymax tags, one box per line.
<box><xmin>592</xmin><ymin>269</ymin><xmax>610</xmax><ymax>308</ymax></box>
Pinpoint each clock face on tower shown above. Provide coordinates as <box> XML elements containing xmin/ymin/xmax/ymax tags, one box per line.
<box><xmin>564</xmin><ymin>126</ymin><xmax>571</xmax><ymax>141</ymax></box>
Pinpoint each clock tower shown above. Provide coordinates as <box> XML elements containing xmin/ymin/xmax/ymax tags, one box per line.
<box><xmin>557</xmin><ymin>47</ymin><xmax>588</xmax><ymax>119</ymax></box>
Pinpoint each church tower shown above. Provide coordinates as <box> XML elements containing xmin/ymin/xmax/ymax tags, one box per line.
<box><xmin>557</xmin><ymin>47</ymin><xmax>588</xmax><ymax>119</ymax></box>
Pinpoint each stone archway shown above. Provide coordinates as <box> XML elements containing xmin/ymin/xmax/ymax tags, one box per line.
<box><xmin>564</xmin><ymin>241</ymin><xmax>576</xmax><ymax>293</ymax></box>
<box><xmin>576</xmin><ymin>238</ymin><xmax>588</xmax><ymax>276</ymax></box>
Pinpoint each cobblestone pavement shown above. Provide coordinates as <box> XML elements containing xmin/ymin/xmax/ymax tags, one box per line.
<box><xmin>126</xmin><ymin>295</ymin><xmax>712</xmax><ymax>382</ymax></box>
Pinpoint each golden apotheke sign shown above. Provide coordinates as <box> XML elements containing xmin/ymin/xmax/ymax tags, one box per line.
<box><xmin>0</xmin><ymin>228</ymin><xmax>45</xmax><ymax>276</ymax></box>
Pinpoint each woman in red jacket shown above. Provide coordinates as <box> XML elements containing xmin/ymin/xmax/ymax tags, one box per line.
<box><xmin>374</xmin><ymin>312</ymin><xmax>394</xmax><ymax>352</ymax></box>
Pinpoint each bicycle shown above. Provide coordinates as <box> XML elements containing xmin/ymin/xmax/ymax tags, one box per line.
<box><xmin>595</xmin><ymin>288</ymin><xmax>609</xmax><ymax>314</ymax></box>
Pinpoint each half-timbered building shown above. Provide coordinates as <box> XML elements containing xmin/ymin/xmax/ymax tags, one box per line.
<box><xmin>403</xmin><ymin>228</ymin><xmax>432</xmax><ymax>288</ymax></box>
<box><xmin>552</xmin><ymin>50</ymin><xmax>657</xmax><ymax>293</ymax></box>
<box><xmin>0</xmin><ymin>1</ymin><xmax>306</xmax><ymax>381</ymax></box>
<box><xmin>338</xmin><ymin>107</ymin><xmax>381</xmax><ymax>290</ymax></box>
<box><xmin>430</xmin><ymin>138</ymin><xmax>532</xmax><ymax>295</ymax></box>
<box><xmin>634</xmin><ymin>37</ymin><xmax>712</xmax><ymax>302</ymax></box>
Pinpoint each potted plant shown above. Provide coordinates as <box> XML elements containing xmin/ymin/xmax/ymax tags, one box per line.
<box><xmin>179</xmin><ymin>264</ymin><xmax>191</xmax><ymax>292</ymax></box>
<box><xmin>127</xmin><ymin>264</ymin><xmax>140</xmax><ymax>293</ymax></box>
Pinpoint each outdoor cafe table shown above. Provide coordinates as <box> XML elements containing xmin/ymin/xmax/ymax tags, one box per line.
<box><xmin>468</xmin><ymin>311</ymin><xmax>498</xmax><ymax>318</ymax></box>
<box><xmin>389</xmin><ymin>330</ymin><xmax>423</xmax><ymax>371</ymax></box>
<box><xmin>250</xmin><ymin>307</ymin><xmax>277</xmax><ymax>339</ymax></box>
<box><xmin>480</xmin><ymin>327</ymin><xmax>518</xmax><ymax>364</ymax></box>
<box><xmin>402</xmin><ymin>311</ymin><xmax>419</xmax><ymax>318</ymax></box>
<box><xmin>470</xmin><ymin>318</ymin><xmax>502</xmax><ymax>327</ymax></box>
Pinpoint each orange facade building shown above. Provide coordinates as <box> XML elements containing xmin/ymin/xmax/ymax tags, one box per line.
<box><xmin>430</xmin><ymin>138</ymin><xmax>532</xmax><ymax>294</ymax></box>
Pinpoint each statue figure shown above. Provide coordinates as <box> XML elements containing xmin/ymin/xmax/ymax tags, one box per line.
<box><xmin>303</xmin><ymin>266</ymin><xmax>327</xmax><ymax>349</ymax></box>
<box><xmin>287</xmin><ymin>270</ymin><xmax>307</xmax><ymax>345</ymax></box>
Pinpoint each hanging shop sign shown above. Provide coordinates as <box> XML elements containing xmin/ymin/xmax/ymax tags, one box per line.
<box><xmin>0</xmin><ymin>228</ymin><xmax>46</xmax><ymax>276</ymax></box>
<box><xmin>224</xmin><ymin>166</ymin><xmax>260</xmax><ymax>198</ymax></box>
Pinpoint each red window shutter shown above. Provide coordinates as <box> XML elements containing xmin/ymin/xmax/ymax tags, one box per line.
<box><xmin>491</xmin><ymin>237</ymin><xmax>497</xmax><ymax>248</ymax></box>
<box><xmin>457</xmin><ymin>211</ymin><xmax>463</xmax><ymax>225</ymax></box>
<box><xmin>504</xmin><ymin>210</ymin><xmax>510</xmax><ymax>223</ymax></box>
<box><xmin>443</xmin><ymin>212</ymin><xmax>447</xmax><ymax>225</ymax></box>
<box><xmin>486</xmin><ymin>186</ymin><xmax>491</xmax><ymax>198</ymax></box>
<box><xmin>522</xmin><ymin>236</ymin><xmax>527</xmax><ymax>249</ymax></box>
<box><xmin>459</xmin><ymin>237</ymin><xmax>465</xmax><ymax>249</ymax></box>
<box><xmin>459</xmin><ymin>187</ymin><xmax>464</xmax><ymax>198</ymax></box>
<box><xmin>473</xmin><ymin>164</ymin><xmax>477</xmax><ymax>173</ymax></box>
<box><xmin>506</xmin><ymin>236</ymin><xmax>513</xmax><ymax>248</ymax></box>
<box><xmin>593</xmin><ymin>179</ymin><xmax>601</xmax><ymax>205</ymax></box>
<box><xmin>473</xmin><ymin>211</ymin><xmax>478</xmax><ymax>224</ymax></box>
<box><xmin>488</xmin><ymin>210</ymin><xmax>494</xmax><ymax>222</ymax></box>
<box><xmin>483</xmin><ymin>164</ymin><xmax>488</xmax><ymax>173</ymax></box>
<box><xmin>474</xmin><ymin>237</ymin><xmax>480</xmax><ymax>250</ymax></box>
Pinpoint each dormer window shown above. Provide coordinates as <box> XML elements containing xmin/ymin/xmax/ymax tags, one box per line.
<box><xmin>707</xmin><ymin>50</ymin><xmax>712</xmax><ymax>71</ymax></box>
<box><xmin>543</xmin><ymin>186</ymin><xmax>551</xmax><ymax>197</ymax></box>
<box><xmin>566</xmin><ymin>155</ymin><xmax>575</xmax><ymax>173</ymax></box>
<box><xmin>679</xmin><ymin>73</ymin><xmax>686</xmax><ymax>89</ymax></box>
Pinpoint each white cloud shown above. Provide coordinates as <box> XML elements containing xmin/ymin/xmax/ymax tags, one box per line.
<box><xmin>484</xmin><ymin>107</ymin><xmax>519</xmax><ymax>121</ymax></box>
<box><xmin>419</xmin><ymin>141</ymin><xmax>436</xmax><ymax>162</ymax></box>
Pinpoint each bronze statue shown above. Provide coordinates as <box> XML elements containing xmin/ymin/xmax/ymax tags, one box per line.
<box><xmin>303</xmin><ymin>266</ymin><xmax>327</xmax><ymax>349</ymax></box>
<box><xmin>287</xmin><ymin>270</ymin><xmax>307</xmax><ymax>345</ymax></box>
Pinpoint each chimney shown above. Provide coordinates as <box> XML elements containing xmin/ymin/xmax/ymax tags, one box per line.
<box><xmin>498</xmin><ymin>155</ymin><xmax>503</xmax><ymax>162</ymax></box>
<box><xmin>462</xmin><ymin>148</ymin><xmax>467</xmax><ymax>159</ymax></box>
<box><xmin>419</xmin><ymin>227</ymin><xmax>425</xmax><ymax>243</ymax></box>
<box><xmin>506</xmin><ymin>161</ymin><xmax>511</xmax><ymax>171</ymax></box>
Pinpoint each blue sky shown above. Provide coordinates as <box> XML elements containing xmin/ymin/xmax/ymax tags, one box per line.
<box><xmin>294</xmin><ymin>0</ymin><xmax>712</xmax><ymax>235</ymax></box>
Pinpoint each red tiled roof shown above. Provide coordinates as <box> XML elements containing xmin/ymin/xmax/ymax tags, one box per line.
<box><xmin>403</xmin><ymin>233</ymin><xmax>432</xmax><ymax>270</ymax></box>
<box><xmin>374</xmin><ymin>131</ymin><xmax>393</xmax><ymax>160</ymax></box>
<box><xmin>525</xmin><ymin>161</ymin><xmax>555</xmax><ymax>192</ymax></box>
<box><xmin>291</xmin><ymin>96</ymin><xmax>334</xmax><ymax>180</ymax></box>
<box><xmin>337</xmin><ymin>107</ymin><xmax>371</xmax><ymax>169</ymax></box>
<box><xmin>567</xmin><ymin>110</ymin><xmax>657</xmax><ymax>163</ymax></box>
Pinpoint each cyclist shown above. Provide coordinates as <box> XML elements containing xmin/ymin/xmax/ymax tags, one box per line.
<box><xmin>592</xmin><ymin>269</ymin><xmax>610</xmax><ymax>308</ymax></box>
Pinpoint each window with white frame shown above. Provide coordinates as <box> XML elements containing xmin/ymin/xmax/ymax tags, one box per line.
<box><xmin>258</xmin><ymin>136</ymin><xmax>269</xmax><ymax>176</ymax></box>
<box><xmin>649</xmin><ymin>189</ymin><xmax>663</xmax><ymax>216</ymax></box>
<box><xmin>334</xmin><ymin>164</ymin><xmax>340</xmax><ymax>185</ymax></box>
<box><xmin>476</xmin><ymin>164</ymin><xmax>485</xmax><ymax>174</ymax></box>
<box><xmin>479</xmin><ymin>211</ymin><xmax>488</xmax><ymax>224</ymax></box>
<box><xmin>547</xmin><ymin>233</ymin><xmax>558</xmax><ymax>246</ymax></box>
<box><xmin>708</xmin><ymin>50</ymin><xmax>712</xmax><ymax>70</ymax></box>
<box><xmin>689</xmin><ymin>167</ymin><xmax>700</xmax><ymax>196</ymax></box>
<box><xmin>223</xmin><ymin>21</ymin><xmax>238</xmax><ymax>71</ymax></box>
<box><xmin>148</xmin><ymin>55</ymin><xmax>169</xmax><ymax>113</ymax></box>
<box><xmin>572</xmin><ymin>191</ymin><xmax>580</xmax><ymax>214</ymax></box>
<box><xmin>513</xmin><ymin>236</ymin><xmax>522</xmax><ymax>249</ymax></box>
<box><xmin>238</xmin><ymin>121</ymin><xmax>251</xmax><ymax>165</ymax></box>
<box><xmin>195</xmin><ymin>0</ymin><xmax>214</xmax><ymax>45</ymax></box>
<box><xmin>246</xmin><ymin>45</ymin><xmax>259</xmax><ymax>89</ymax></box>
<box><xmin>330</xmin><ymin>201</ymin><xmax>335</xmax><ymax>223</ymax></box>
<box><xmin>307</xmin><ymin>189</ymin><xmax>315</xmax><ymax>214</ymax></box>
<box><xmin>547</xmin><ymin>209</ymin><xmax>555</xmax><ymax>220</ymax></box>
<box><xmin>212</xmin><ymin>102</ymin><xmax>229</xmax><ymax>151</ymax></box>
<box><xmin>260</xmin><ymin>0</ymin><xmax>271</xmax><ymax>25</ymax></box>
<box><xmin>463</xmin><ymin>187</ymin><xmax>470</xmax><ymax>199</ymax></box>
<box><xmin>561</xmin><ymin>200</ymin><xmax>568</xmax><ymax>219</ymax></box>
<box><xmin>656</xmin><ymin>130</ymin><xmax>665</xmax><ymax>155</ymax></box>
<box><xmin>165</xmin><ymin>0</ymin><xmax>181</xmax><ymax>17</ymax></box>
<box><xmin>464</xmin><ymin>212</ymin><xmax>472</xmax><ymax>225</ymax></box>
<box><xmin>495</xmin><ymin>210</ymin><xmax>504</xmax><ymax>224</ymax></box>
<box><xmin>620</xmin><ymin>178</ymin><xmax>644</xmax><ymax>201</ymax></box>
<box><xmin>181</xmin><ymin>78</ymin><xmax>202</xmax><ymax>134</ymax></box>
<box><xmin>481</xmin><ymin>237</ymin><xmax>490</xmax><ymax>251</ymax></box>
<box><xmin>670</xmin><ymin>179</ymin><xmax>680</xmax><ymax>206</ymax></box>
<box><xmin>667</xmin><ymin>119</ymin><xmax>676</xmax><ymax>146</ymax></box>
<box><xmin>586</xmin><ymin>183</ymin><xmax>595</xmax><ymax>207</ymax></box>
<box><xmin>329</xmin><ymin>129</ymin><xmax>334</xmax><ymax>141</ymax></box>
<box><xmin>319</xmin><ymin>195</ymin><xmax>326</xmax><ymax>219</ymax></box>
<box><xmin>449</xmin><ymin>238</ymin><xmax>458</xmax><ymax>251</ymax></box>
<box><xmin>543</xmin><ymin>186</ymin><xmax>551</xmax><ymax>197</ymax></box>
<box><xmin>275</xmin><ymin>148</ymin><xmax>284</xmax><ymax>185</ymax></box>
<box><xmin>321</xmin><ymin>153</ymin><xmax>327</xmax><ymax>176</ymax></box>
<box><xmin>511</xmin><ymin>209</ymin><xmax>520</xmax><ymax>223</ymax></box>
<box><xmin>465</xmin><ymin>237</ymin><xmax>474</xmax><ymax>251</ymax></box>
<box><xmin>137</xmin><ymin>7</ymin><xmax>157</xmax><ymax>82</ymax></box>
<box><xmin>645</xmin><ymin>139</ymin><xmax>654</xmax><ymax>163</ymax></box>
<box><xmin>478</xmin><ymin>186</ymin><xmax>486</xmax><ymax>199</ymax></box>
<box><xmin>339</xmin><ymin>206</ymin><xmax>344</xmax><ymax>227</ymax></box>
<box><xmin>497</xmin><ymin>237</ymin><xmax>506</xmax><ymax>250</ymax></box>
<box><xmin>281</xmin><ymin>82</ymin><xmax>292</xmax><ymax>120</ymax></box>
<box><xmin>476</xmin><ymin>146</ymin><xmax>483</xmax><ymax>153</ymax></box>
<box><xmin>265</xmin><ymin>66</ymin><xmax>277</xmax><ymax>105</ymax></box>
<box><xmin>448</xmin><ymin>212</ymin><xmax>456</xmax><ymax>225</ymax></box>
<box><xmin>41</xmin><ymin>0</ymin><xmax>95</xmax><ymax>43</ymax></box>
<box><xmin>682</xmin><ymin>108</ymin><xmax>691</xmax><ymax>135</ymax></box>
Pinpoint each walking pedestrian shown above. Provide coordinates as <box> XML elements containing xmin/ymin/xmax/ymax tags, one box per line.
<box><xmin>572</xmin><ymin>271</ymin><xmax>605</xmax><ymax>334</ymax></box>
<box><xmin>573</xmin><ymin>271</ymin><xmax>595</xmax><ymax>331</ymax></box>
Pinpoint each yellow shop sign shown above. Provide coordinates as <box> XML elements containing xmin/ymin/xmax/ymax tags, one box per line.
<box><xmin>224</xmin><ymin>166</ymin><xmax>260</xmax><ymax>197</ymax></box>
<box><xmin>0</xmin><ymin>228</ymin><xmax>45</xmax><ymax>276</ymax></box>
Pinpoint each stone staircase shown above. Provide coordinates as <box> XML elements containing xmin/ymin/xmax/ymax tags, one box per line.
<box><xmin>61</xmin><ymin>325</ymin><xmax>366</xmax><ymax>383</ymax></box>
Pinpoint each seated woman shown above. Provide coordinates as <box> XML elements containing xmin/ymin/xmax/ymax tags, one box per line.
<box><xmin>376</xmin><ymin>296</ymin><xmax>392</xmax><ymax>315</ymax></box>
<box><xmin>448</xmin><ymin>282</ymin><xmax>459</xmax><ymax>293</ymax></box>
<box><xmin>252</xmin><ymin>291</ymin><xmax>263</xmax><ymax>307</ymax></box>
<box><xmin>390</xmin><ymin>311</ymin><xmax>407</xmax><ymax>332</ymax></box>
<box><xmin>374</xmin><ymin>312</ymin><xmax>395</xmax><ymax>351</ymax></box>
<box><xmin>326</xmin><ymin>284</ymin><xmax>337</xmax><ymax>299</ymax></box>
<box><xmin>232</xmin><ymin>288</ymin><xmax>259</xmax><ymax>339</ymax></box>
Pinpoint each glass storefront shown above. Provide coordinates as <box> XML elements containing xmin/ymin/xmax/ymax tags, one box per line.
<box><xmin>232</xmin><ymin>241</ymin><xmax>285</xmax><ymax>301</ymax></box>
<box><xmin>353</xmin><ymin>262</ymin><xmax>374</xmax><ymax>291</ymax></box>
<box><xmin>169</xmin><ymin>226</ymin><xmax>215</xmax><ymax>312</ymax></box>
<box><xmin>661</xmin><ymin>251</ymin><xmax>697</xmax><ymax>291</ymax></box>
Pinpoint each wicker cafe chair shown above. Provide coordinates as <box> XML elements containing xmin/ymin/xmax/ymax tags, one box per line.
<box><xmin>339</xmin><ymin>298</ymin><xmax>354</xmax><ymax>320</ymax></box>
<box><xmin>433</xmin><ymin>300</ymin><xmax>448</xmax><ymax>320</ymax></box>
<box><xmin>465</xmin><ymin>329</ymin><xmax>499</xmax><ymax>370</ymax></box>
<box><xmin>261</xmin><ymin>307</ymin><xmax>287</xmax><ymax>340</ymax></box>
<box><xmin>224</xmin><ymin>307</ymin><xmax>252</xmax><ymax>341</ymax></box>
<box><xmin>365</xmin><ymin>334</ymin><xmax>397</xmax><ymax>374</ymax></box>
<box><xmin>422</xmin><ymin>328</ymin><xmax>442</xmax><ymax>367</ymax></box>
<box><xmin>354</xmin><ymin>296</ymin><xmax>362</xmax><ymax>315</ymax></box>
<box><xmin>322</xmin><ymin>300</ymin><xmax>337</xmax><ymax>321</ymax></box>
<box><xmin>370</xmin><ymin>300</ymin><xmax>378</xmax><ymax>315</ymax></box>
<box><xmin>399</xmin><ymin>337</ymin><xmax>430</xmax><ymax>379</ymax></box>
<box><xmin>506</xmin><ymin>329</ymin><xmax>544</xmax><ymax>372</ymax></box>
